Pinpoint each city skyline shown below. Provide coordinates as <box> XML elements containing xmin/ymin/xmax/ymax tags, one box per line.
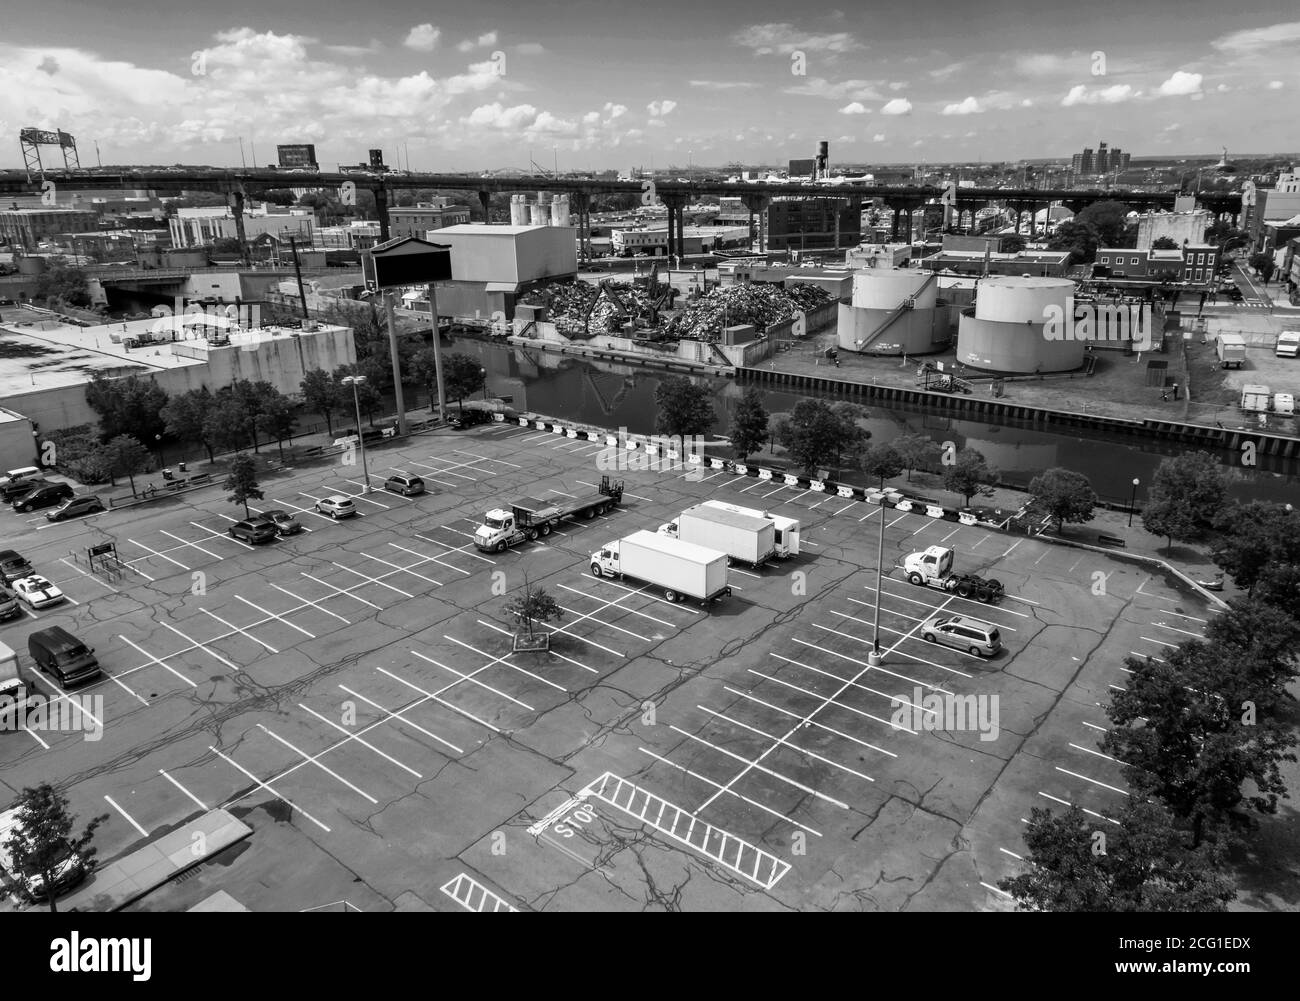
<box><xmin>0</xmin><ymin>2</ymin><xmax>1296</xmax><ymax>171</ymax></box>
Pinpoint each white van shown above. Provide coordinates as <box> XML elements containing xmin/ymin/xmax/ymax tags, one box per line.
<box><xmin>1276</xmin><ymin>331</ymin><xmax>1300</xmax><ymax>358</ymax></box>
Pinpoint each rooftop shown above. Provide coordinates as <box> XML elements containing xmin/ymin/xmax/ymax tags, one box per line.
<box><xmin>438</xmin><ymin>224</ymin><xmax>564</xmax><ymax>236</ymax></box>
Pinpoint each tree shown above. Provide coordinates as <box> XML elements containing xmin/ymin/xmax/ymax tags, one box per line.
<box><xmin>999</xmin><ymin>234</ymin><xmax>1026</xmax><ymax>254</ymax></box>
<box><xmin>34</xmin><ymin>257</ymin><xmax>93</xmax><ymax>309</ymax></box>
<box><xmin>2</xmin><ymin>783</ymin><xmax>107</xmax><ymax>913</ymax></box>
<box><xmin>85</xmin><ymin>373</ymin><xmax>169</xmax><ymax>443</ymax></box>
<box><xmin>300</xmin><ymin>369</ymin><xmax>343</xmax><ymax>435</ymax></box>
<box><xmin>409</xmin><ymin>347</ymin><xmax>442</xmax><ymax>410</ymax></box>
<box><xmin>1047</xmin><ymin>220</ymin><xmax>1100</xmax><ymax>265</ymax></box>
<box><xmin>224</xmin><ymin>453</ymin><xmax>263</xmax><ymax>518</ymax></box>
<box><xmin>256</xmin><ymin>393</ymin><xmax>298</xmax><ymax>459</ymax></box>
<box><xmin>261</xmin><ymin>189</ymin><xmax>298</xmax><ymax>206</ymax></box>
<box><xmin>941</xmin><ymin>447</ymin><xmax>996</xmax><ymax>506</ymax></box>
<box><xmin>333</xmin><ymin>366</ymin><xmax>383</xmax><ymax>426</ymax></box>
<box><xmin>654</xmin><ymin>376</ymin><xmax>716</xmax><ymax>439</ymax></box>
<box><xmin>1150</xmin><ymin>236</ymin><xmax>1179</xmax><ymax>250</ymax></box>
<box><xmin>892</xmin><ymin>432</ymin><xmax>941</xmax><ymax>482</ymax></box>
<box><xmin>1253</xmin><ymin>562</ymin><xmax>1300</xmax><ymax>620</ymax></box>
<box><xmin>1141</xmin><ymin>451</ymin><xmax>1228</xmax><ymax>552</ymax></box>
<box><xmin>998</xmin><ymin>803</ymin><xmax>1234</xmax><ymax>912</ymax></box>
<box><xmin>1027</xmin><ymin>467</ymin><xmax>1098</xmax><ymax>534</ymax></box>
<box><xmin>441</xmin><ymin>353</ymin><xmax>487</xmax><ymax>411</ymax></box>
<box><xmin>728</xmin><ymin>387</ymin><xmax>769</xmax><ymax>462</ymax></box>
<box><xmin>772</xmin><ymin>400</ymin><xmax>870</xmax><ymax>474</ymax></box>
<box><xmin>1103</xmin><ymin>638</ymin><xmax>1298</xmax><ymax>847</ymax></box>
<box><xmin>1211</xmin><ymin>502</ymin><xmax>1300</xmax><ymax>593</ymax></box>
<box><xmin>211</xmin><ymin>237</ymin><xmax>243</xmax><ymax>255</ymax></box>
<box><xmin>1248</xmin><ymin>252</ymin><xmax>1275</xmax><ymax>283</ymax></box>
<box><xmin>860</xmin><ymin>443</ymin><xmax>904</xmax><ymax>489</ymax></box>
<box><xmin>161</xmin><ymin>387</ymin><xmax>217</xmax><ymax>462</ymax></box>
<box><xmin>1074</xmin><ymin>200</ymin><xmax>1131</xmax><ymax>248</ymax></box>
<box><xmin>503</xmin><ymin>577</ymin><xmax>564</xmax><ymax>647</ymax></box>
<box><xmin>106</xmin><ymin>434</ymin><xmax>151</xmax><ymax>495</ymax></box>
<box><xmin>203</xmin><ymin>395</ymin><xmax>250</xmax><ymax>456</ymax></box>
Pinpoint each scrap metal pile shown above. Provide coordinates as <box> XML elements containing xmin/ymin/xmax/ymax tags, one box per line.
<box><xmin>665</xmin><ymin>283</ymin><xmax>831</xmax><ymax>342</ymax></box>
<box><xmin>520</xmin><ymin>280</ymin><xmax>648</xmax><ymax>333</ymax></box>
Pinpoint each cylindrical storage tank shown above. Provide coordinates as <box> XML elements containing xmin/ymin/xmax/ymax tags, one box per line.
<box><xmin>838</xmin><ymin>269</ymin><xmax>947</xmax><ymax>355</ymax></box>
<box><xmin>957</xmin><ymin>275</ymin><xmax>1084</xmax><ymax>373</ymax></box>
<box><xmin>530</xmin><ymin>203</ymin><xmax>546</xmax><ymax>226</ymax></box>
<box><xmin>510</xmin><ymin>194</ymin><xmax>527</xmax><ymax>226</ymax></box>
<box><xmin>551</xmin><ymin>194</ymin><xmax>569</xmax><ymax>226</ymax></box>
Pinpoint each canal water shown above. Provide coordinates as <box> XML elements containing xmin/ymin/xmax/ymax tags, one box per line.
<box><xmin>451</xmin><ymin>335</ymin><xmax>1300</xmax><ymax>507</ymax></box>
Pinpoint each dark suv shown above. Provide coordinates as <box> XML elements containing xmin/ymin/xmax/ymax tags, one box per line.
<box><xmin>229</xmin><ymin>519</ymin><xmax>278</xmax><ymax>544</ymax></box>
<box><xmin>12</xmin><ymin>482</ymin><xmax>73</xmax><ymax>512</ymax></box>
<box><xmin>0</xmin><ymin>550</ymin><xmax>34</xmax><ymax>586</ymax></box>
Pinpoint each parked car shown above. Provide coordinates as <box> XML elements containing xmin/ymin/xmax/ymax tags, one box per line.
<box><xmin>228</xmin><ymin>519</ymin><xmax>278</xmax><ymax>544</ymax></box>
<box><xmin>256</xmin><ymin>509</ymin><xmax>303</xmax><ymax>536</ymax></box>
<box><xmin>315</xmin><ymin>495</ymin><xmax>357</xmax><ymax>519</ymax></box>
<box><xmin>45</xmin><ymin>495</ymin><xmax>106</xmax><ymax>522</ymax></box>
<box><xmin>382</xmin><ymin>474</ymin><xmax>425</xmax><ymax>496</ymax></box>
<box><xmin>0</xmin><ymin>467</ymin><xmax>45</xmax><ymax>503</ymax></box>
<box><xmin>0</xmin><ymin>807</ymin><xmax>87</xmax><ymax>902</ymax></box>
<box><xmin>12</xmin><ymin>481</ymin><xmax>73</xmax><ymax>512</ymax></box>
<box><xmin>0</xmin><ymin>551</ymin><xmax>33</xmax><ymax>586</ymax></box>
<box><xmin>27</xmin><ymin>625</ymin><xmax>100</xmax><ymax>686</ymax></box>
<box><xmin>13</xmin><ymin>575</ymin><xmax>66</xmax><ymax>610</ymax></box>
<box><xmin>920</xmin><ymin>613</ymin><xmax>1002</xmax><ymax>657</ymax></box>
<box><xmin>0</xmin><ymin>586</ymin><xmax>20</xmax><ymax>621</ymax></box>
<box><xmin>448</xmin><ymin>409</ymin><xmax>493</xmax><ymax>430</ymax></box>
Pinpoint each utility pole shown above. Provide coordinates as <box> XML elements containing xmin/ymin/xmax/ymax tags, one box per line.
<box><xmin>383</xmin><ymin>290</ymin><xmax>409</xmax><ymax>436</ymax></box>
<box><xmin>425</xmin><ymin>283</ymin><xmax>447</xmax><ymax>424</ymax></box>
<box><xmin>288</xmin><ymin>235</ymin><xmax>309</xmax><ymax>320</ymax></box>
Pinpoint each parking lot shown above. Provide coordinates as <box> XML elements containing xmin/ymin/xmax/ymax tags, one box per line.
<box><xmin>0</xmin><ymin>418</ymin><xmax>1219</xmax><ymax>911</ymax></box>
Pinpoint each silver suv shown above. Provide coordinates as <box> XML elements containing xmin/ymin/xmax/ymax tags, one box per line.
<box><xmin>920</xmin><ymin>614</ymin><xmax>1002</xmax><ymax>657</ymax></box>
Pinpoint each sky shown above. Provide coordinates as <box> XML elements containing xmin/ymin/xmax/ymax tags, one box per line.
<box><xmin>1</xmin><ymin>1</ymin><xmax>1296</xmax><ymax>171</ymax></box>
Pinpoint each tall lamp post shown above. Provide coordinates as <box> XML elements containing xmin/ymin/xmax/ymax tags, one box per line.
<box><xmin>1128</xmin><ymin>477</ymin><xmax>1140</xmax><ymax>527</ymax></box>
<box><xmin>341</xmin><ymin>375</ymin><xmax>372</xmax><ymax>493</ymax></box>
<box><xmin>154</xmin><ymin>433</ymin><xmax>166</xmax><ymax>470</ymax></box>
<box><xmin>481</xmin><ymin>367</ymin><xmax>488</xmax><ymax>401</ymax></box>
<box><xmin>868</xmin><ymin>499</ymin><xmax>886</xmax><ymax>667</ymax></box>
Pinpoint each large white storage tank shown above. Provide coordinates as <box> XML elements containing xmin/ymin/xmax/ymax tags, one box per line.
<box><xmin>837</xmin><ymin>269</ymin><xmax>952</xmax><ymax>355</ymax></box>
<box><xmin>956</xmin><ymin>275</ymin><xmax>1084</xmax><ymax>373</ymax></box>
<box><xmin>509</xmin><ymin>194</ymin><xmax>528</xmax><ymax>226</ymax></box>
<box><xmin>550</xmin><ymin>194</ymin><xmax>570</xmax><ymax>226</ymax></box>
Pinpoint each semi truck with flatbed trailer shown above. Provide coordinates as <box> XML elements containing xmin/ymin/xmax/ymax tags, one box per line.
<box><xmin>475</xmin><ymin>476</ymin><xmax>624</xmax><ymax>552</ymax></box>
<box><xmin>658</xmin><ymin>503</ymin><xmax>776</xmax><ymax>568</ymax></box>
<box><xmin>590</xmin><ymin>530</ymin><xmax>731</xmax><ymax>605</ymax></box>
<box><xmin>899</xmin><ymin>546</ymin><xmax>1004</xmax><ymax>603</ymax></box>
<box><xmin>697</xmin><ymin>499</ymin><xmax>800</xmax><ymax>558</ymax></box>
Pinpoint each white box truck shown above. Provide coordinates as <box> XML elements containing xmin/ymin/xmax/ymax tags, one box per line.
<box><xmin>0</xmin><ymin>641</ymin><xmax>29</xmax><ymax>726</ymax></box>
<box><xmin>1215</xmin><ymin>333</ymin><xmax>1247</xmax><ymax>368</ymax></box>
<box><xmin>1276</xmin><ymin>331</ymin><xmax>1300</xmax><ymax>358</ymax></box>
<box><xmin>697</xmin><ymin>499</ymin><xmax>800</xmax><ymax>558</ymax></box>
<box><xmin>658</xmin><ymin>503</ymin><xmax>776</xmax><ymax>569</ymax></box>
<box><xmin>590</xmin><ymin>530</ymin><xmax>731</xmax><ymax>605</ymax></box>
<box><xmin>1241</xmin><ymin>384</ymin><xmax>1271</xmax><ymax>413</ymax></box>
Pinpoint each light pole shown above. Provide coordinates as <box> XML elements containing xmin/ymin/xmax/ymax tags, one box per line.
<box><xmin>154</xmin><ymin>433</ymin><xmax>166</xmax><ymax>469</ymax></box>
<box><xmin>481</xmin><ymin>367</ymin><xmax>488</xmax><ymax>401</ymax></box>
<box><xmin>1128</xmin><ymin>477</ymin><xmax>1140</xmax><ymax>527</ymax></box>
<box><xmin>868</xmin><ymin>498</ymin><xmax>886</xmax><ymax>667</ymax></box>
<box><xmin>341</xmin><ymin>375</ymin><xmax>372</xmax><ymax>493</ymax></box>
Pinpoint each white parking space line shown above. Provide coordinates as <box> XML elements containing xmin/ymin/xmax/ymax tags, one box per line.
<box><xmin>1139</xmin><ymin>636</ymin><xmax>1178</xmax><ymax>648</ymax></box>
<box><xmin>1037</xmin><ymin>790</ymin><xmax>1120</xmax><ymax>826</ymax></box>
<box><xmin>331</xmin><ymin>562</ymin><xmax>415</xmax><ymax>599</ymax></box>
<box><xmin>234</xmin><ymin>595</ymin><xmax>316</xmax><ymax>639</ymax></box>
<box><xmin>214</xmin><ymin>747</ymin><xmax>331</xmax><ymax>833</ymax></box>
<box><xmin>575</xmin><ymin>480</ymin><xmax>650</xmax><ymax>502</ymax></box>
<box><xmin>273</xmin><ymin>498</ymin><xmax>336</xmax><ymax>523</ymax></box>
<box><xmin>675</xmin><ymin>723</ymin><xmax>850</xmax><ymax>812</ymax></box>
<box><xmin>160</xmin><ymin>529</ymin><xmax>221</xmax><ymax>560</ymax></box>
<box><xmin>833</xmin><ymin>501</ymin><xmax>856</xmax><ymax>515</ymax></box>
<box><xmin>864</xmin><ymin>582</ymin><xmax>1029</xmax><ymax>621</ymax></box>
<box><xmin>775</xmin><ymin>649</ymin><xmax>940</xmax><ymax>718</ymax></box>
<box><xmin>737</xmin><ymin>480</ymin><xmax>764</xmax><ymax>494</ymax></box>
<box><xmin>104</xmin><ymin>796</ymin><xmax>149</xmax><ymax>838</ymax></box>
<box><xmin>158</xmin><ymin>621</ymin><xmax>242</xmax><ymax>672</ymax></box>
<box><xmin>1069</xmin><ymin>742</ymin><xmax>1120</xmax><ymax>763</ymax></box>
<box><xmin>201</xmin><ymin>608</ymin><xmax>278</xmax><ymax>654</ymax></box>
<box><xmin>886</xmin><ymin>512</ymin><xmax>910</xmax><ymax>529</ymax></box>
<box><xmin>588</xmin><ymin>575</ymin><xmax>701</xmax><ymax>614</ymax></box>
<box><xmin>797</xmin><ymin>634</ymin><xmax>954</xmax><ymax>693</ymax></box>
<box><xmin>388</xmin><ymin>542</ymin><xmax>471</xmax><ymax>577</ymax></box>
<box><xmin>1002</xmin><ymin>539</ymin><xmax>1023</xmax><ymax>558</ymax></box>
<box><xmin>297</xmin><ymin>703</ymin><xmax>422</xmax><ymax>778</ymax></box>
<box><xmin>159</xmin><ymin>769</ymin><xmax>209</xmax><ymax>811</ymax></box>
<box><xmin>1154</xmin><ymin>621</ymin><xmax>1204</xmax><ymax>639</ymax></box>
<box><xmin>749</xmin><ymin>666</ymin><xmax>911</xmax><ymax>732</ymax></box>
<box><xmin>547</xmin><ymin>488</ymin><xmax>576</xmax><ymax>497</ymax></box>
<box><xmin>723</xmin><ymin>686</ymin><xmax>895</xmax><ymax>758</ymax></box>
<box><xmin>409</xmin><ymin>653</ymin><xmax>535</xmax><ymax>710</ymax></box>
<box><xmin>117</xmin><ymin>635</ymin><xmax>201</xmax><ymax>688</ymax></box>
<box><xmin>1053</xmin><ymin>767</ymin><xmax>1130</xmax><ymax>797</ymax></box>
<box><xmin>414</xmin><ymin>532</ymin><xmax>496</xmax><ymax>565</ymax></box>
<box><xmin>337</xmin><ymin>684</ymin><xmax>465</xmax><ymax>755</ymax></box>
<box><xmin>445</xmin><ymin>636</ymin><xmax>567</xmax><ymax>692</ymax></box>
<box><xmin>699</xmin><ymin>704</ymin><xmax>876</xmax><ymax>783</ymax></box>
<box><xmin>258</xmin><ymin>724</ymin><xmax>378</xmax><ymax>804</ymax></box>
<box><xmin>359</xmin><ymin>552</ymin><xmax>442</xmax><ymax>588</ymax></box>
<box><xmin>380</xmin><ymin>665</ymin><xmax>501</xmax><ymax>733</ymax></box>
<box><xmin>59</xmin><ymin>557</ymin><xmax>119</xmax><ymax>594</ymax></box>
<box><xmin>556</xmin><ymin>584</ymin><xmax>676</xmax><ymax>629</ymax></box>
<box><xmin>858</xmin><ymin>506</ymin><xmax>881</xmax><ymax>522</ymax></box>
<box><xmin>127</xmin><ymin>537</ymin><xmax>190</xmax><ymax>571</ymax></box>
<box><xmin>452</xmin><ymin>449</ymin><xmax>521</xmax><ymax>468</ymax></box>
<box><xmin>477</xmin><ymin>619</ymin><xmax>595</xmax><ymax>674</ymax></box>
<box><xmin>301</xmin><ymin>573</ymin><xmax>384</xmax><ymax>610</ymax></box>
<box><xmin>268</xmin><ymin>583</ymin><xmax>351</xmax><ymax>624</ymax></box>
<box><xmin>190</xmin><ymin>521</ymin><xmax>255</xmax><ymax>550</ymax></box>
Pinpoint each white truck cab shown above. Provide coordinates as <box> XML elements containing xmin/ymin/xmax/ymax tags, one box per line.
<box><xmin>476</xmin><ymin>508</ymin><xmax>517</xmax><ymax>550</ymax></box>
<box><xmin>903</xmin><ymin>545</ymin><xmax>953</xmax><ymax>584</ymax></box>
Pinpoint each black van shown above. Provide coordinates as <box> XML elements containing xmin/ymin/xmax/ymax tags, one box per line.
<box><xmin>27</xmin><ymin>627</ymin><xmax>101</xmax><ymax>687</ymax></box>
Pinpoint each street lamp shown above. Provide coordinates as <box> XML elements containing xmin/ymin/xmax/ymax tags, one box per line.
<box><xmin>340</xmin><ymin>375</ymin><xmax>372</xmax><ymax>493</ymax></box>
<box><xmin>155</xmin><ymin>433</ymin><xmax>166</xmax><ymax>469</ymax></box>
<box><xmin>866</xmin><ymin>495</ymin><xmax>887</xmax><ymax>667</ymax></box>
<box><xmin>1128</xmin><ymin>477</ymin><xmax>1140</xmax><ymax>527</ymax></box>
<box><xmin>480</xmin><ymin>366</ymin><xmax>488</xmax><ymax>401</ymax></box>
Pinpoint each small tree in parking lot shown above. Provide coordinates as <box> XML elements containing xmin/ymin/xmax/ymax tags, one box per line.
<box><xmin>224</xmin><ymin>453</ymin><xmax>263</xmax><ymax>519</ymax></box>
<box><xmin>504</xmin><ymin>575</ymin><xmax>564</xmax><ymax>651</ymax></box>
<box><xmin>942</xmin><ymin>447</ymin><xmax>996</xmax><ymax>507</ymax></box>
<box><xmin>3</xmin><ymin>783</ymin><xmax>108</xmax><ymax>913</ymax></box>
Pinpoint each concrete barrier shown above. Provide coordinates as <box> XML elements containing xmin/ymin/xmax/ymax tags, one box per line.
<box><xmin>784</xmin><ymin>474</ymin><xmax>799</xmax><ymax>487</ymax></box>
<box><xmin>837</xmin><ymin>486</ymin><xmax>855</xmax><ymax>499</ymax></box>
<box><xmin>758</xmin><ymin>468</ymin><xmax>773</xmax><ymax>480</ymax></box>
<box><xmin>735</xmin><ymin>464</ymin><xmax>748</xmax><ymax>476</ymax></box>
<box><xmin>810</xmin><ymin>480</ymin><xmax>825</xmax><ymax>492</ymax></box>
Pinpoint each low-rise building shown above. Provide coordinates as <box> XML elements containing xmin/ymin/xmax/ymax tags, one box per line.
<box><xmin>917</xmin><ymin>249</ymin><xmax>1072</xmax><ymax>277</ymax></box>
<box><xmin>1094</xmin><ymin>243</ymin><xmax>1221</xmax><ymax>284</ymax></box>
<box><xmin>389</xmin><ymin>204</ymin><xmax>472</xmax><ymax>239</ymax></box>
<box><xmin>0</xmin><ymin>208</ymin><xmax>101</xmax><ymax>250</ymax></box>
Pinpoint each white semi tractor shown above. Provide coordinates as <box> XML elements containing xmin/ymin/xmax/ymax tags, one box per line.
<box><xmin>590</xmin><ymin>530</ymin><xmax>731</xmax><ymax>605</ymax></box>
<box><xmin>696</xmin><ymin>500</ymin><xmax>800</xmax><ymax>558</ymax></box>
<box><xmin>657</xmin><ymin>503</ymin><xmax>776</xmax><ymax>569</ymax></box>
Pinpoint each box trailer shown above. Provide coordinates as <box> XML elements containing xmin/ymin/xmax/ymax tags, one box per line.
<box><xmin>658</xmin><ymin>503</ymin><xmax>776</xmax><ymax>569</ymax></box>
<box><xmin>1216</xmin><ymin>333</ymin><xmax>1247</xmax><ymax>369</ymax></box>
<box><xmin>697</xmin><ymin>499</ymin><xmax>800</xmax><ymax>558</ymax></box>
<box><xmin>1241</xmin><ymin>384</ymin><xmax>1271</xmax><ymax>413</ymax></box>
<box><xmin>590</xmin><ymin>530</ymin><xmax>731</xmax><ymax>605</ymax></box>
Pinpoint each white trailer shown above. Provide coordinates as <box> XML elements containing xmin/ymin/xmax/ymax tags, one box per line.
<box><xmin>658</xmin><ymin>503</ymin><xmax>776</xmax><ymax>568</ymax></box>
<box><xmin>0</xmin><ymin>641</ymin><xmax>28</xmax><ymax>723</ymax></box>
<box><xmin>1215</xmin><ymin>333</ymin><xmax>1246</xmax><ymax>369</ymax></box>
<box><xmin>590</xmin><ymin>530</ymin><xmax>731</xmax><ymax>605</ymax></box>
<box><xmin>1241</xmin><ymin>384</ymin><xmax>1271</xmax><ymax>413</ymax></box>
<box><xmin>698</xmin><ymin>499</ymin><xmax>800</xmax><ymax>557</ymax></box>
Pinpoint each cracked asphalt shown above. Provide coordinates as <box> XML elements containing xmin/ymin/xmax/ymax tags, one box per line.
<box><xmin>0</xmin><ymin>419</ymin><xmax>1218</xmax><ymax>912</ymax></box>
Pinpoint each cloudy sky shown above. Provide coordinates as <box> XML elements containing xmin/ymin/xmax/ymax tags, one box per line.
<box><xmin>1</xmin><ymin>1</ymin><xmax>1295</xmax><ymax>171</ymax></box>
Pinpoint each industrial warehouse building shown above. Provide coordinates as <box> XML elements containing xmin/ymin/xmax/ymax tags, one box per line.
<box><xmin>837</xmin><ymin>270</ymin><xmax>955</xmax><ymax>356</ymax></box>
<box><xmin>416</xmin><ymin>223</ymin><xmax>578</xmax><ymax>322</ymax></box>
<box><xmin>765</xmin><ymin>198</ymin><xmax>861</xmax><ymax>252</ymax></box>
<box><xmin>956</xmin><ymin>275</ymin><xmax>1085</xmax><ymax>373</ymax></box>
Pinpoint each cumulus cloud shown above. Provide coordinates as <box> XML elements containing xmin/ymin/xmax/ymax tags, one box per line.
<box><xmin>881</xmin><ymin>97</ymin><xmax>911</xmax><ymax>115</ymax></box>
<box><xmin>603</xmin><ymin>102</ymin><xmax>627</xmax><ymax>118</ymax></box>
<box><xmin>928</xmin><ymin>61</ymin><xmax>966</xmax><ymax>80</ymax></box>
<box><xmin>1061</xmin><ymin>83</ymin><xmax>1133</xmax><ymax>105</ymax></box>
<box><xmin>730</xmin><ymin>23</ymin><xmax>865</xmax><ymax>55</ymax></box>
<box><xmin>688</xmin><ymin>79</ymin><xmax>760</xmax><ymax>90</ymax></box>
<box><xmin>514</xmin><ymin>42</ymin><xmax>544</xmax><ymax>54</ymax></box>
<box><xmin>888</xmin><ymin>81</ymin><xmax>907</xmax><ymax>91</ymax></box>
<box><xmin>839</xmin><ymin>101</ymin><xmax>869</xmax><ymax>114</ymax></box>
<box><xmin>1211</xmin><ymin>21</ymin><xmax>1300</xmax><ymax>53</ymax></box>
<box><xmin>1015</xmin><ymin>53</ymin><xmax>1070</xmax><ymax>76</ymax></box>
<box><xmin>784</xmin><ymin>77</ymin><xmax>883</xmax><ymax>101</ymax></box>
<box><xmin>646</xmin><ymin>99</ymin><xmax>676</xmax><ymax>116</ymax></box>
<box><xmin>872</xmin><ymin>132</ymin><xmax>885</xmax><ymax>141</ymax></box>
<box><xmin>942</xmin><ymin>96</ymin><xmax>981</xmax><ymax>115</ymax></box>
<box><xmin>404</xmin><ymin>23</ymin><xmax>440</xmax><ymax>51</ymax></box>
<box><xmin>1157</xmin><ymin>70</ymin><xmax>1202</xmax><ymax>96</ymax></box>
<box><xmin>456</xmin><ymin>31</ymin><xmax>498</xmax><ymax>53</ymax></box>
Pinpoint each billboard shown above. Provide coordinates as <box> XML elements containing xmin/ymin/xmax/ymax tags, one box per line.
<box><xmin>277</xmin><ymin>144</ymin><xmax>318</xmax><ymax>169</ymax></box>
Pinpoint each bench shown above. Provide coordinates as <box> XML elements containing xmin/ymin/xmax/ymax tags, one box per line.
<box><xmin>1097</xmin><ymin>533</ymin><xmax>1126</xmax><ymax>547</ymax></box>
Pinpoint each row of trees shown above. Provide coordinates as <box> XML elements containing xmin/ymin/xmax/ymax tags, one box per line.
<box><xmin>160</xmin><ymin>381</ymin><xmax>298</xmax><ymax>461</ymax></box>
<box><xmin>1001</xmin><ymin>507</ymin><xmax>1299</xmax><ymax>910</ymax></box>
